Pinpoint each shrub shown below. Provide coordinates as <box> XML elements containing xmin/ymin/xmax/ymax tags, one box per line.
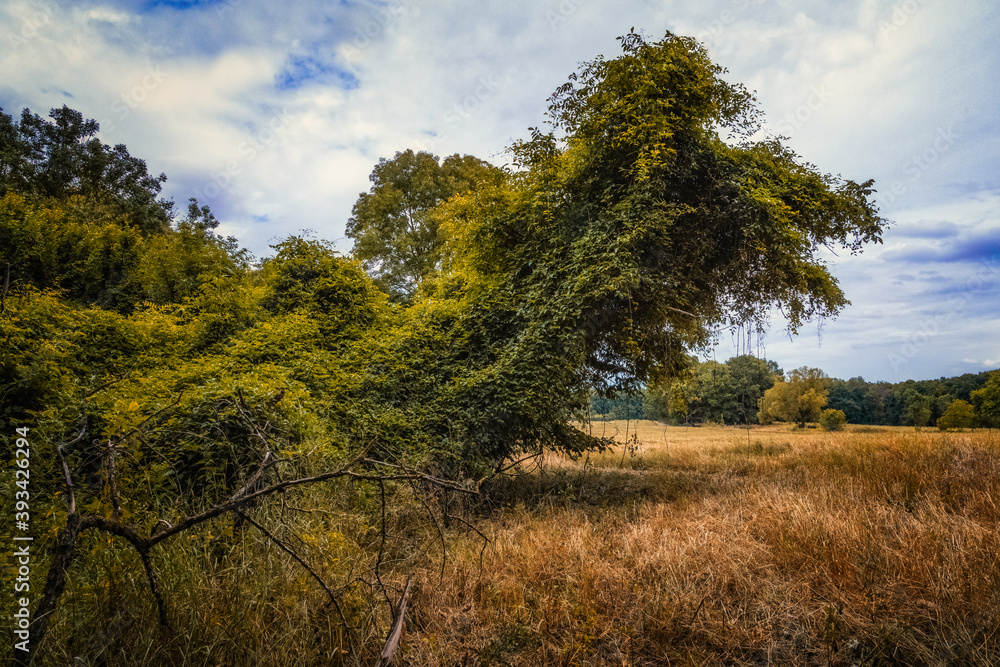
<box><xmin>819</xmin><ymin>408</ymin><xmax>847</xmax><ymax>431</ymax></box>
<box><xmin>937</xmin><ymin>399</ymin><xmax>975</xmax><ymax>430</ymax></box>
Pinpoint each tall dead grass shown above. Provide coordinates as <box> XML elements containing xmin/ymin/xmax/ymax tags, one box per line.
<box><xmin>406</xmin><ymin>423</ymin><xmax>1000</xmax><ymax>665</ymax></box>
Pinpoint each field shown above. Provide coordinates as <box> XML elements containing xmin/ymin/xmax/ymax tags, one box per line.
<box><xmin>400</xmin><ymin>422</ymin><xmax>1000</xmax><ymax>665</ymax></box>
<box><xmin>25</xmin><ymin>422</ymin><xmax>1000</xmax><ymax>666</ymax></box>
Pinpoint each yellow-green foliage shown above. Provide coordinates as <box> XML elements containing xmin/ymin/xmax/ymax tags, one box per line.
<box><xmin>971</xmin><ymin>371</ymin><xmax>1000</xmax><ymax>427</ymax></box>
<box><xmin>937</xmin><ymin>398</ymin><xmax>975</xmax><ymax>430</ymax></box>
<box><xmin>759</xmin><ymin>366</ymin><xmax>829</xmax><ymax>427</ymax></box>
<box><xmin>819</xmin><ymin>408</ymin><xmax>847</xmax><ymax>431</ymax></box>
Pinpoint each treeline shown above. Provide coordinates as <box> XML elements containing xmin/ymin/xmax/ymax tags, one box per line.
<box><xmin>590</xmin><ymin>356</ymin><xmax>999</xmax><ymax>428</ymax></box>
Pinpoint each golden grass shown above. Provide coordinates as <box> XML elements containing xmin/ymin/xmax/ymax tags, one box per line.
<box><xmin>405</xmin><ymin>422</ymin><xmax>1000</xmax><ymax>665</ymax></box>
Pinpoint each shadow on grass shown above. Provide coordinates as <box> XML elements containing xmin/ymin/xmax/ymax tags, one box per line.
<box><xmin>475</xmin><ymin>463</ymin><xmax>720</xmax><ymax>515</ymax></box>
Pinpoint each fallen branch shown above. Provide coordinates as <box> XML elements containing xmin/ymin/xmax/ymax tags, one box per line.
<box><xmin>374</xmin><ymin>576</ymin><xmax>414</xmax><ymax>667</ymax></box>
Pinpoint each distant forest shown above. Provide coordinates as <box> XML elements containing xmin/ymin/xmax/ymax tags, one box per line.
<box><xmin>591</xmin><ymin>356</ymin><xmax>997</xmax><ymax>428</ymax></box>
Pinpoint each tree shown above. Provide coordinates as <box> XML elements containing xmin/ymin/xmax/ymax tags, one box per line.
<box><xmin>819</xmin><ymin>408</ymin><xmax>847</xmax><ymax>431</ymax></box>
<box><xmin>936</xmin><ymin>399</ymin><xmax>974</xmax><ymax>430</ymax></box>
<box><xmin>970</xmin><ymin>371</ymin><xmax>1000</xmax><ymax>428</ymax></box>
<box><xmin>726</xmin><ymin>355</ymin><xmax>779</xmax><ymax>424</ymax></box>
<box><xmin>0</xmin><ymin>105</ymin><xmax>172</xmax><ymax>233</ymax></box>
<box><xmin>381</xmin><ymin>29</ymin><xmax>886</xmax><ymax>470</ymax></box>
<box><xmin>758</xmin><ymin>366</ymin><xmax>829</xmax><ymax>427</ymax></box>
<box><xmin>828</xmin><ymin>376</ymin><xmax>875</xmax><ymax>424</ymax></box>
<box><xmin>346</xmin><ymin>149</ymin><xmax>502</xmax><ymax>301</ymax></box>
<box><xmin>692</xmin><ymin>360</ymin><xmax>739</xmax><ymax>424</ymax></box>
<box><xmin>901</xmin><ymin>387</ymin><xmax>932</xmax><ymax>427</ymax></box>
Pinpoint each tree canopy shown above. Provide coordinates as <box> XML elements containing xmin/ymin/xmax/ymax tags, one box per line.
<box><xmin>3</xmin><ymin>30</ymin><xmax>889</xmax><ymax>484</ymax></box>
<box><xmin>758</xmin><ymin>366</ymin><xmax>829</xmax><ymax>427</ymax></box>
<box><xmin>377</xmin><ymin>29</ymin><xmax>885</xmax><ymax>466</ymax></box>
<box><xmin>0</xmin><ymin>32</ymin><xmax>916</xmax><ymax>665</ymax></box>
<box><xmin>346</xmin><ymin>149</ymin><xmax>502</xmax><ymax>301</ymax></box>
<box><xmin>0</xmin><ymin>105</ymin><xmax>173</xmax><ymax>233</ymax></box>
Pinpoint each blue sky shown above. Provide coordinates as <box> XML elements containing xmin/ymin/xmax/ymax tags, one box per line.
<box><xmin>1</xmin><ymin>0</ymin><xmax>997</xmax><ymax>382</ymax></box>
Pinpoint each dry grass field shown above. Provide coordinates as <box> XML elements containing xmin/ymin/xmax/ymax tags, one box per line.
<box><xmin>29</xmin><ymin>422</ymin><xmax>1000</xmax><ymax>666</ymax></box>
<box><xmin>401</xmin><ymin>422</ymin><xmax>1000</xmax><ymax>666</ymax></box>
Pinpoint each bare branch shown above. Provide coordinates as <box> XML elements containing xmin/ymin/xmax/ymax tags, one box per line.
<box><xmin>55</xmin><ymin>426</ymin><xmax>87</xmax><ymax>515</ymax></box>
<box><xmin>104</xmin><ymin>440</ymin><xmax>122</xmax><ymax>521</ymax></box>
<box><xmin>1</xmin><ymin>262</ymin><xmax>10</xmax><ymax>313</ymax></box>
<box><xmin>361</xmin><ymin>458</ymin><xmax>481</xmax><ymax>495</ymax></box>
<box><xmin>666</xmin><ymin>305</ymin><xmax>698</xmax><ymax>318</ymax></box>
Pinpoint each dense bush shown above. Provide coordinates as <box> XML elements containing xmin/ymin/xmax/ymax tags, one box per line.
<box><xmin>819</xmin><ymin>408</ymin><xmax>847</xmax><ymax>431</ymax></box>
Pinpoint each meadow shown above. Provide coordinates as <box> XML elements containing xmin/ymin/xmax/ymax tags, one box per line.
<box><xmin>24</xmin><ymin>422</ymin><xmax>1000</xmax><ymax>666</ymax></box>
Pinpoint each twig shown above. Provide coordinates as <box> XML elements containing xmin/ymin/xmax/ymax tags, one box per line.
<box><xmin>1</xmin><ymin>262</ymin><xmax>9</xmax><ymax>314</ymax></box>
<box><xmin>55</xmin><ymin>426</ymin><xmax>87</xmax><ymax>515</ymax></box>
<box><xmin>361</xmin><ymin>458</ymin><xmax>481</xmax><ymax>495</ymax></box>
<box><xmin>136</xmin><ymin>546</ymin><xmax>170</xmax><ymax>629</ymax></box>
<box><xmin>408</xmin><ymin>481</ymin><xmax>448</xmax><ymax>582</ymax></box>
<box><xmin>105</xmin><ymin>440</ymin><xmax>122</xmax><ymax>521</ymax></box>
<box><xmin>446</xmin><ymin>513</ymin><xmax>491</xmax><ymax>574</ymax></box>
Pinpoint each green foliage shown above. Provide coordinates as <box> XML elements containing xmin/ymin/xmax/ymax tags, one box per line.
<box><xmin>970</xmin><ymin>372</ymin><xmax>1000</xmax><ymax>428</ymax></box>
<box><xmin>0</xmin><ymin>105</ymin><xmax>172</xmax><ymax>233</ymax></box>
<box><xmin>0</xmin><ymin>288</ymin><xmax>85</xmax><ymax>432</ymax></box>
<box><xmin>819</xmin><ymin>408</ymin><xmax>847</xmax><ymax>431</ymax></box>
<box><xmin>901</xmin><ymin>387</ymin><xmax>932</xmax><ymax>427</ymax></box>
<box><xmin>759</xmin><ymin>366</ymin><xmax>829</xmax><ymax>427</ymax></box>
<box><xmin>263</xmin><ymin>235</ymin><xmax>388</xmax><ymax>345</ymax></box>
<box><xmin>3</xmin><ymin>32</ymin><xmax>889</xmax><ymax>510</ymax></box>
<box><xmin>347</xmin><ymin>149</ymin><xmax>502</xmax><ymax>301</ymax></box>
<box><xmin>936</xmin><ymin>399</ymin><xmax>975</xmax><ymax>430</ymax></box>
<box><xmin>692</xmin><ymin>361</ymin><xmax>739</xmax><ymax>424</ymax></box>
<box><xmin>137</xmin><ymin>199</ymin><xmax>248</xmax><ymax>305</ymax></box>
<box><xmin>0</xmin><ymin>193</ymin><xmax>146</xmax><ymax>310</ymax></box>
<box><xmin>0</xmin><ymin>191</ymin><xmax>245</xmax><ymax>313</ymax></box>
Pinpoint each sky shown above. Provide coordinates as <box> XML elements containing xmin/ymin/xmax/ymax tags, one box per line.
<box><xmin>1</xmin><ymin>0</ymin><xmax>997</xmax><ymax>383</ymax></box>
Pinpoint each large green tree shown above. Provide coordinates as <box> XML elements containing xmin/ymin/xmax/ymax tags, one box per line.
<box><xmin>971</xmin><ymin>371</ymin><xmax>1000</xmax><ymax>428</ymax></box>
<box><xmin>372</xmin><ymin>29</ymin><xmax>885</xmax><ymax>470</ymax></box>
<box><xmin>346</xmin><ymin>149</ymin><xmax>502</xmax><ymax>300</ymax></box>
<box><xmin>758</xmin><ymin>366</ymin><xmax>829</xmax><ymax>428</ymax></box>
<box><xmin>0</xmin><ymin>105</ymin><xmax>172</xmax><ymax>233</ymax></box>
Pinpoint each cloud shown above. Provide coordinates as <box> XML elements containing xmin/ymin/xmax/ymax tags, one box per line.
<box><xmin>882</xmin><ymin>230</ymin><xmax>1000</xmax><ymax>264</ymax></box>
<box><xmin>276</xmin><ymin>55</ymin><xmax>360</xmax><ymax>91</ymax></box>
<box><xmin>891</xmin><ymin>219</ymin><xmax>959</xmax><ymax>239</ymax></box>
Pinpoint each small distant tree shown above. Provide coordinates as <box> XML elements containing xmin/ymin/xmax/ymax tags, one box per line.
<box><xmin>937</xmin><ymin>399</ymin><xmax>975</xmax><ymax>430</ymax></box>
<box><xmin>819</xmin><ymin>408</ymin><xmax>847</xmax><ymax>431</ymax></box>
<box><xmin>970</xmin><ymin>371</ymin><xmax>1000</xmax><ymax>428</ymax></box>
<box><xmin>758</xmin><ymin>366</ymin><xmax>829</xmax><ymax>428</ymax></box>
